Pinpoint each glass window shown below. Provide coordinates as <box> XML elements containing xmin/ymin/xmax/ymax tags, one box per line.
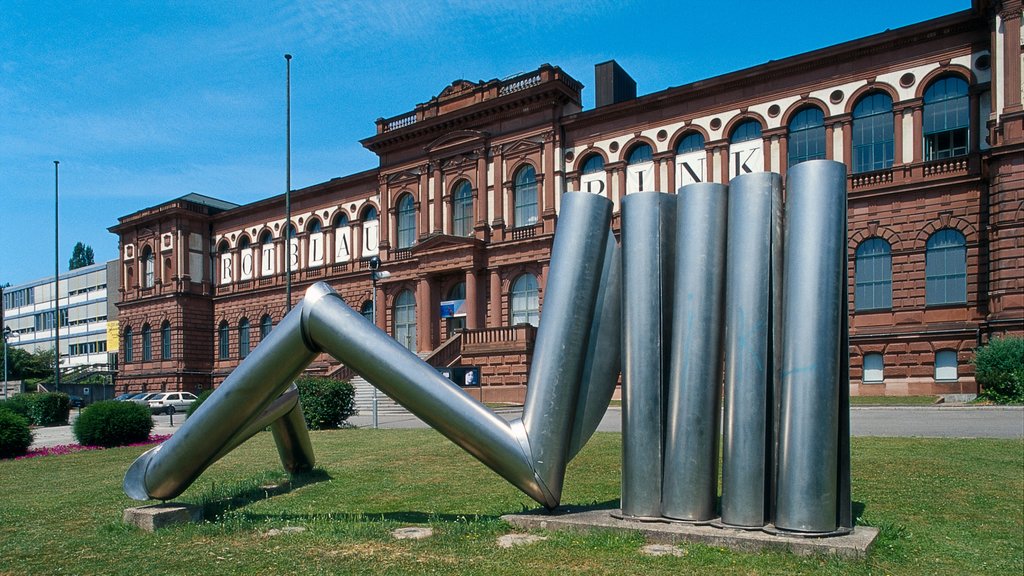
<box><xmin>935</xmin><ymin>350</ymin><xmax>958</xmax><ymax>381</ymax></box>
<box><xmin>239</xmin><ymin>236</ymin><xmax>250</xmax><ymax>250</ymax></box>
<box><xmin>676</xmin><ymin>132</ymin><xmax>705</xmax><ymax>154</ymax></box>
<box><xmin>124</xmin><ymin>327</ymin><xmax>133</xmax><ymax>363</ymax></box>
<box><xmin>362</xmin><ymin>206</ymin><xmax>378</xmax><ymax>221</ymax></box>
<box><xmin>510</xmin><ymin>274</ymin><xmax>540</xmax><ymax>327</ymax></box>
<box><xmin>788</xmin><ymin>107</ymin><xmax>826</xmax><ymax>167</ymax></box>
<box><xmin>452</xmin><ymin>181</ymin><xmax>473</xmax><ymax>237</ymax></box>
<box><xmin>161</xmin><ymin>321</ymin><xmax>171</xmax><ymax>360</ymax></box>
<box><xmin>360</xmin><ymin>301</ymin><xmax>374</xmax><ymax>323</ymax></box>
<box><xmin>260</xmin><ymin>315</ymin><xmax>273</xmax><ymax>340</ymax></box>
<box><xmin>923</xmin><ymin>76</ymin><xmax>969</xmax><ymax>160</ymax></box>
<box><xmin>142</xmin><ymin>247</ymin><xmax>155</xmax><ymax>288</ymax></box>
<box><xmin>627</xmin><ymin>144</ymin><xmax>653</xmax><ymax>164</ymax></box>
<box><xmin>730</xmin><ymin>120</ymin><xmax>762</xmax><ymax>143</ymax></box>
<box><xmin>239</xmin><ymin>318</ymin><xmax>250</xmax><ymax>359</ymax></box>
<box><xmin>394</xmin><ymin>290</ymin><xmax>416</xmax><ymax>352</ymax></box>
<box><xmin>581</xmin><ymin>154</ymin><xmax>604</xmax><ymax>174</ymax></box>
<box><xmin>397</xmin><ymin>194</ymin><xmax>416</xmax><ymax>249</ymax></box>
<box><xmin>513</xmin><ymin>166</ymin><xmax>538</xmax><ymax>227</ymax></box>
<box><xmin>307</xmin><ymin>219</ymin><xmax>321</xmax><ymax>233</ymax></box>
<box><xmin>142</xmin><ymin>324</ymin><xmax>152</xmax><ymax>361</ymax></box>
<box><xmin>218</xmin><ymin>321</ymin><xmax>229</xmax><ymax>360</ymax></box>
<box><xmin>334</xmin><ymin>212</ymin><xmax>349</xmax><ymax>228</ymax></box>
<box><xmin>863</xmin><ymin>353</ymin><xmax>884</xmax><ymax>383</ymax></box>
<box><xmin>855</xmin><ymin>238</ymin><xmax>892</xmax><ymax>310</ymax></box>
<box><xmin>926</xmin><ymin>229</ymin><xmax>967</xmax><ymax>305</ymax></box>
<box><xmin>260</xmin><ymin>231</ymin><xmax>274</xmax><ymax>245</ymax></box>
<box><xmin>852</xmin><ymin>92</ymin><xmax>894</xmax><ymax>173</ymax></box>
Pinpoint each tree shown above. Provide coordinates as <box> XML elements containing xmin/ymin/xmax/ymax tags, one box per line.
<box><xmin>68</xmin><ymin>242</ymin><xmax>95</xmax><ymax>270</ymax></box>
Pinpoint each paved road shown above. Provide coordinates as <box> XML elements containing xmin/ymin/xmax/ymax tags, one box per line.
<box><xmin>30</xmin><ymin>405</ymin><xmax>1023</xmax><ymax>450</ymax></box>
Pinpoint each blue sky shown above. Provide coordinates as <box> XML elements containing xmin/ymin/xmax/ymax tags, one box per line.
<box><xmin>1</xmin><ymin>0</ymin><xmax>968</xmax><ymax>285</ymax></box>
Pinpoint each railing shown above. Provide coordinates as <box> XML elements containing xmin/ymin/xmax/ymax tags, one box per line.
<box><xmin>923</xmin><ymin>157</ymin><xmax>968</xmax><ymax>177</ymax></box>
<box><xmin>849</xmin><ymin>169</ymin><xmax>893</xmax><ymax>189</ymax></box>
<box><xmin>423</xmin><ymin>332</ymin><xmax>463</xmax><ymax>368</ymax></box>
<box><xmin>330</xmin><ymin>262</ymin><xmax>350</xmax><ymax>275</ymax></box>
<box><xmin>392</xmin><ymin>249</ymin><xmax>414</xmax><ymax>261</ymax></box>
<box><xmin>499</xmin><ymin>72</ymin><xmax>543</xmax><ymax>96</ymax></box>
<box><xmin>463</xmin><ymin>325</ymin><xmax>536</xmax><ymax>351</ymax></box>
<box><xmin>509</xmin><ymin>226</ymin><xmax>537</xmax><ymax>241</ymax></box>
<box><xmin>383</xmin><ymin>112</ymin><xmax>417</xmax><ymax>132</ymax></box>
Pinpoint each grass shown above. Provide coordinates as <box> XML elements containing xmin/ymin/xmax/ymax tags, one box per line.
<box><xmin>0</xmin><ymin>430</ymin><xmax>1021</xmax><ymax>575</ymax></box>
<box><xmin>849</xmin><ymin>395</ymin><xmax>939</xmax><ymax>406</ymax></box>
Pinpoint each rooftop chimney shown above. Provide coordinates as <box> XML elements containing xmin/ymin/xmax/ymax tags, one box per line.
<box><xmin>595</xmin><ymin>60</ymin><xmax>636</xmax><ymax>107</ymax></box>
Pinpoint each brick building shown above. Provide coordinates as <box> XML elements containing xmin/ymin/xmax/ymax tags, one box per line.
<box><xmin>111</xmin><ymin>0</ymin><xmax>1022</xmax><ymax>401</ymax></box>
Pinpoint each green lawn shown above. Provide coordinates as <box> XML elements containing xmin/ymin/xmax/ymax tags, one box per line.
<box><xmin>1</xmin><ymin>430</ymin><xmax>1021</xmax><ymax>575</ymax></box>
<box><xmin>849</xmin><ymin>395</ymin><xmax>939</xmax><ymax>406</ymax></box>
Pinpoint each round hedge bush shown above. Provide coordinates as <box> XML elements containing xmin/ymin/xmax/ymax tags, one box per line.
<box><xmin>0</xmin><ymin>409</ymin><xmax>33</xmax><ymax>459</ymax></box>
<box><xmin>296</xmin><ymin>376</ymin><xmax>356</xmax><ymax>430</ymax></box>
<box><xmin>974</xmin><ymin>336</ymin><xmax>1024</xmax><ymax>404</ymax></box>
<box><xmin>73</xmin><ymin>400</ymin><xmax>154</xmax><ymax>448</ymax></box>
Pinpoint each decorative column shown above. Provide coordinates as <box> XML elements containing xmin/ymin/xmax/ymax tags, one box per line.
<box><xmin>475</xmin><ymin>148</ymin><xmax>489</xmax><ymax>239</ymax></box>
<box><xmin>418</xmin><ymin>165</ymin><xmax>430</xmax><ymax>238</ymax></box>
<box><xmin>1001</xmin><ymin>5</ymin><xmax>1023</xmax><ymax>113</ymax></box>
<box><xmin>433</xmin><ymin>162</ymin><xmax>443</xmax><ymax>234</ymax></box>
<box><xmin>465</xmin><ymin>268</ymin><xmax>481</xmax><ymax>330</ymax></box>
<box><xmin>488</xmin><ymin>269</ymin><xmax>502</xmax><ymax>327</ymax></box>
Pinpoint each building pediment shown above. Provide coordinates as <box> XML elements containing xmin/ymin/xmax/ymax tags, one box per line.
<box><xmin>412</xmin><ymin>232</ymin><xmax>482</xmax><ymax>253</ymax></box>
<box><xmin>386</xmin><ymin>168</ymin><xmax>423</xmax><ymax>186</ymax></box>
<box><xmin>425</xmin><ymin>130</ymin><xmax>488</xmax><ymax>155</ymax></box>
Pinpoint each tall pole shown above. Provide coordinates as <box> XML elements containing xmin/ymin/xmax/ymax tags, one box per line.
<box><xmin>53</xmin><ymin>160</ymin><xmax>60</xmax><ymax>392</ymax></box>
<box><xmin>285</xmin><ymin>53</ymin><xmax>292</xmax><ymax>312</ymax></box>
<box><xmin>3</xmin><ymin>327</ymin><xmax>10</xmax><ymax>400</ymax></box>
<box><xmin>371</xmin><ymin>272</ymin><xmax>378</xmax><ymax>429</ymax></box>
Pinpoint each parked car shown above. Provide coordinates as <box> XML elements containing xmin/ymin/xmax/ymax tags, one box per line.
<box><xmin>68</xmin><ymin>394</ymin><xmax>85</xmax><ymax>408</ymax></box>
<box><xmin>113</xmin><ymin>393</ymin><xmax>135</xmax><ymax>402</ymax></box>
<box><xmin>129</xmin><ymin>392</ymin><xmax>159</xmax><ymax>405</ymax></box>
<box><xmin>147</xmin><ymin>392</ymin><xmax>198</xmax><ymax>415</ymax></box>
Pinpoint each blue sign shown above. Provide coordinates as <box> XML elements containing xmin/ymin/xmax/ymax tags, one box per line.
<box><xmin>440</xmin><ymin>299</ymin><xmax>466</xmax><ymax>318</ymax></box>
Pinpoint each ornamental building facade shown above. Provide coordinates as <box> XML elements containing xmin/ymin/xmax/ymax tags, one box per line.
<box><xmin>110</xmin><ymin>1</ymin><xmax>1023</xmax><ymax>402</ymax></box>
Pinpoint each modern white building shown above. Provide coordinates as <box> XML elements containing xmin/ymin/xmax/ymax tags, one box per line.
<box><xmin>2</xmin><ymin>261</ymin><xmax>119</xmax><ymax>369</ymax></box>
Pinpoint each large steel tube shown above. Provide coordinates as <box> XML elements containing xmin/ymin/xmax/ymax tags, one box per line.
<box><xmin>567</xmin><ymin>234</ymin><xmax>621</xmax><ymax>460</ymax></box>
<box><xmin>620</xmin><ymin>191</ymin><xmax>677</xmax><ymax>519</ymax></box>
<box><xmin>775</xmin><ymin>159</ymin><xmax>848</xmax><ymax>533</ymax></box>
<box><xmin>522</xmin><ymin>192</ymin><xmax>616</xmax><ymax>500</ymax></box>
<box><xmin>124</xmin><ymin>305</ymin><xmax>319</xmax><ymax>501</ymax></box>
<box><xmin>300</xmin><ymin>284</ymin><xmax>550</xmax><ymax>507</ymax></box>
<box><xmin>720</xmin><ymin>172</ymin><xmax>782</xmax><ymax>528</ymax></box>
<box><xmin>662</xmin><ymin>182</ymin><xmax>728</xmax><ymax>522</ymax></box>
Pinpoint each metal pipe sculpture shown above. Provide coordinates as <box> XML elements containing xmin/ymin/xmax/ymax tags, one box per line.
<box><xmin>124</xmin><ymin>162</ymin><xmax>852</xmax><ymax>537</ymax></box>
<box><xmin>620</xmin><ymin>192</ymin><xmax>676</xmax><ymax>519</ymax></box>
<box><xmin>125</xmin><ymin>192</ymin><xmax>620</xmax><ymax>509</ymax></box>
<box><xmin>720</xmin><ymin>172</ymin><xmax>782</xmax><ymax>528</ymax></box>
<box><xmin>662</xmin><ymin>182</ymin><xmax>728</xmax><ymax>523</ymax></box>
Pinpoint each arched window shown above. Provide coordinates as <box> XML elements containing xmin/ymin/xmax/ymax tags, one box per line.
<box><xmin>141</xmin><ymin>246</ymin><xmax>155</xmax><ymax>288</ymax></box>
<box><xmin>259</xmin><ymin>230</ymin><xmax>275</xmax><ymax>277</ymax></box>
<box><xmin>852</xmin><ymin>92</ymin><xmax>894</xmax><ymax>173</ymax></box>
<box><xmin>923</xmin><ymin>76</ymin><xmax>969</xmax><ymax>160</ymax></box>
<box><xmin>218</xmin><ymin>320</ymin><xmax>229</xmax><ymax>360</ymax></box>
<box><xmin>627</xmin><ymin>143</ymin><xmax>653</xmax><ymax>164</ymax></box>
<box><xmin>394</xmin><ymin>290</ymin><xmax>417</xmax><ymax>352</ymax></box>
<box><xmin>452</xmin><ymin>181</ymin><xmax>473</xmax><ymax>237</ymax></box>
<box><xmin>360</xmin><ymin>301</ymin><xmax>374</xmax><ymax>323</ymax></box>
<box><xmin>238</xmin><ymin>318</ymin><xmax>250</xmax><ymax>359</ymax></box>
<box><xmin>362</xmin><ymin>205</ymin><xmax>378</xmax><ymax>221</ymax></box>
<box><xmin>334</xmin><ymin>212</ymin><xmax>349</xmax><ymax>228</ymax></box>
<box><xmin>510</xmin><ymin>274</ymin><xmax>540</xmax><ymax>327</ymax></box>
<box><xmin>397</xmin><ymin>194</ymin><xmax>416</xmax><ymax>249</ymax></box>
<box><xmin>260</xmin><ymin>231</ymin><xmax>274</xmax><ymax>245</ymax></box>
<box><xmin>788</xmin><ymin>107</ymin><xmax>826</xmax><ymax>167</ymax></box>
<box><xmin>141</xmin><ymin>324</ymin><xmax>152</xmax><ymax>361</ymax></box>
<box><xmin>676</xmin><ymin>132</ymin><xmax>705</xmax><ymax>154</ymax></box>
<box><xmin>581</xmin><ymin>154</ymin><xmax>604</xmax><ymax>174</ymax></box>
<box><xmin>123</xmin><ymin>327</ymin><xmax>133</xmax><ymax>363</ymax></box>
<box><xmin>239</xmin><ymin>236</ymin><xmax>250</xmax><ymax>250</ymax></box>
<box><xmin>260</xmin><ymin>315</ymin><xmax>273</xmax><ymax>340</ymax></box>
<box><xmin>855</xmin><ymin>238</ymin><xmax>892</xmax><ymax>311</ymax></box>
<box><xmin>926</xmin><ymin>229</ymin><xmax>967</xmax><ymax>305</ymax></box>
<box><xmin>286</xmin><ymin>224</ymin><xmax>296</xmax><ymax>239</ymax></box>
<box><xmin>863</xmin><ymin>353</ymin><xmax>884</xmax><ymax>383</ymax></box>
<box><xmin>935</xmin><ymin>349</ymin><xmax>958</xmax><ymax>381</ymax></box>
<box><xmin>730</xmin><ymin>120</ymin><xmax>762</xmax><ymax>143</ymax></box>
<box><xmin>513</xmin><ymin>165</ymin><xmax>538</xmax><ymax>227</ymax></box>
<box><xmin>307</xmin><ymin>219</ymin><xmax>322</xmax><ymax>233</ymax></box>
<box><xmin>161</xmin><ymin>321</ymin><xmax>171</xmax><ymax>360</ymax></box>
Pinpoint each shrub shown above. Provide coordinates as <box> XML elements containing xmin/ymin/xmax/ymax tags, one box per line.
<box><xmin>28</xmin><ymin>393</ymin><xmax>71</xmax><ymax>426</ymax></box>
<box><xmin>0</xmin><ymin>395</ymin><xmax>33</xmax><ymax>420</ymax></box>
<box><xmin>296</xmin><ymin>376</ymin><xmax>356</xmax><ymax>430</ymax></box>
<box><xmin>0</xmin><ymin>410</ymin><xmax>33</xmax><ymax>459</ymax></box>
<box><xmin>73</xmin><ymin>401</ymin><xmax>154</xmax><ymax>448</ymax></box>
<box><xmin>186</xmin><ymin>389</ymin><xmax>214</xmax><ymax>417</ymax></box>
<box><xmin>974</xmin><ymin>336</ymin><xmax>1024</xmax><ymax>404</ymax></box>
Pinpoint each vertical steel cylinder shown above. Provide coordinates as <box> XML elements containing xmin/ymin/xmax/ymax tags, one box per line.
<box><xmin>662</xmin><ymin>182</ymin><xmax>728</xmax><ymax>522</ymax></box>
<box><xmin>521</xmin><ymin>191</ymin><xmax>615</xmax><ymax>501</ymax></box>
<box><xmin>720</xmin><ymin>172</ymin><xmax>782</xmax><ymax>528</ymax></box>
<box><xmin>775</xmin><ymin>159</ymin><xmax>848</xmax><ymax>533</ymax></box>
<box><xmin>620</xmin><ymin>191</ymin><xmax>677</xmax><ymax>519</ymax></box>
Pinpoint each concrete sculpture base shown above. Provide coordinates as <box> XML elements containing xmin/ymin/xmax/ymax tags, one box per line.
<box><xmin>501</xmin><ymin>506</ymin><xmax>878</xmax><ymax>558</ymax></box>
<box><xmin>123</xmin><ymin>503</ymin><xmax>202</xmax><ymax>532</ymax></box>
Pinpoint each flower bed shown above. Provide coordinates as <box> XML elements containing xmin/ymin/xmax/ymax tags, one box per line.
<box><xmin>15</xmin><ymin>434</ymin><xmax>172</xmax><ymax>460</ymax></box>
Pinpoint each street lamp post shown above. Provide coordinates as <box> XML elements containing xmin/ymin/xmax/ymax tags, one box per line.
<box><xmin>368</xmin><ymin>256</ymin><xmax>391</xmax><ymax>429</ymax></box>
<box><xmin>3</xmin><ymin>326</ymin><xmax>11</xmax><ymax>400</ymax></box>
<box><xmin>284</xmin><ymin>53</ymin><xmax>293</xmax><ymax>313</ymax></box>
<box><xmin>53</xmin><ymin>160</ymin><xmax>60</xmax><ymax>393</ymax></box>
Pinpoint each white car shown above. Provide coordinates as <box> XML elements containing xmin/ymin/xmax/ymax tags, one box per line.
<box><xmin>147</xmin><ymin>392</ymin><xmax>198</xmax><ymax>415</ymax></box>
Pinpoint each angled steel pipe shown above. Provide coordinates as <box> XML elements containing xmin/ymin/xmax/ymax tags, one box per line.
<box><xmin>775</xmin><ymin>159</ymin><xmax>849</xmax><ymax>533</ymax></box>
<box><xmin>720</xmin><ymin>172</ymin><xmax>782</xmax><ymax>528</ymax></box>
<box><xmin>620</xmin><ymin>191</ymin><xmax>677</xmax><ymax>519</ymax></box>
<box><xmin>662</xmin><ymin>182</ymin><xmax>728</xmax><ymax>522</ymax></box>
<box><xmin>124</xmin><ymin>306</ymin><xmax>318</xmax><ymax>501</ymax></box>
